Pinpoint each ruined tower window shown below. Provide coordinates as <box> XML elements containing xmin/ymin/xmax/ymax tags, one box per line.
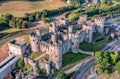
<box><xmin>33</xmin><ymin>39</ymin><xmax>35</xmax><ymax>42</ymax></box>
<box><xmin>56</xmin><ymin>55</ymin><xmax>57</xmax><ymax>57</ymax></box>
<box><xmin>72</xmin><ymin>43</ymin><xmax>74</xmax><ymax>45</ymax></box>
<box><xmin>36</xmin><ymin>42</ymin><xmax>38</xmax><ymax>44</ymax></box>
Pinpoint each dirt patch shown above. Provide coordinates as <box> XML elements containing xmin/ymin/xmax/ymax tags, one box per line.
<box><xmin>0</xmin><ymin>35</ymin><xmax>29</xmax><ymax>62</ymax></box>
<box><xmin>0</xmin><ymin>0</ymin><xmax>69</xmax><ymax>17</ymax></box>
<box><xmin>0</xmin><ymin>44</ymin><xmax>9</xmax><ymax>62</ymax></box>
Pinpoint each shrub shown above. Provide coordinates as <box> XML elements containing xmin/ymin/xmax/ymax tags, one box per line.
<box><xmin>37</xmin><ymin>68</ymin><xmax>46</xmax><ymax>75</ymax></box>
<box><xmin>97</xmin><ymin>67</ymin><xmax>104</xmax><ymax>74</ymax></box>
<box><xmin>56</xmin><ymin>71</ymin><xmax>67</xmax><ymax>79</ymax></box>
<box><xmin>115</xmin><ymin>61</ymin><xmax>120</xmax><ymax>74</ymax></box>
<box><xmin>104</xmin><ymin>69</ymin><xmax>109</xmax><ymax>74</ymax></box>
<box><xmin>42</xmin><ymin>17</ymin><xmax>50</xmax><ymax>24</ymax></box>
<box><xmin>16</xmin><ymin>60</ymin><xmax>25</xmax><ymax>70</ymax></box>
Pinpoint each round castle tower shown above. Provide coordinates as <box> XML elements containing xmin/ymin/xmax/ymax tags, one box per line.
<box><xmin>29</xmin><ymin>32</ymin><xmax>39</xmax><ymax>52</ymax></box>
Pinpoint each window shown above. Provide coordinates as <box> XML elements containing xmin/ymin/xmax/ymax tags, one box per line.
<box><xmin>72</xmin><ymin>43</ymin><xmax>74</xmax><ymax>45</ymax></box>
<box><xmin>36</xmin><ymin>42</ymin><xmax>38</xmax><ymax>44</ymax></box>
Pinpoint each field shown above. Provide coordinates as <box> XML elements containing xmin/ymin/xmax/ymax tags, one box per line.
<box><xmin>0</xmin><ymin>0</ymin><xmax>69</xmax><ymax>17</ymax></box>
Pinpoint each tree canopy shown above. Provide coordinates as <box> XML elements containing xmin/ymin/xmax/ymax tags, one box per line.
<box><xmin>115</xmin><ymin>61</ymin><xmax>120</xmax><ymax>74</ymax></box>
<box><xmin>56</xmin><ymin>72</ymin><xmax>67</xmax><ymax>79</ymax></box>
<box><xmin>95</xmin><ymin>51</ymin><xmax>111</xmax><ymax>67</ymax></box>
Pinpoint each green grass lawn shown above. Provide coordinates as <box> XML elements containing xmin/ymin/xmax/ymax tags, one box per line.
<box><xmin>23</xmin><ymin>63</ymin><xmax>33</xmax><ymax>74</ymax></box>
<box><xmin>116</xmin><ymin>19</ymin><xmax>120</xmax><ymax>22</ymax></box>
<box><xmin>79</xmin><ymin>37</ymin><xmax>110</xmax><ymax>51</ymax></box>
<box><xmin>0</xmin><ymin>0</ymin><xmax>69</xmax><ymax>17</ymax></box>
<box><xmin>30</xmin><ymin>51</ymin><xmax>42</xmax><ymax>59</ymax></box>
<box><xmin>0</xmin><ymin>28</ymin><xmax>20</xmax><ymax>34</ymax></box>
<box><xmin>62</xmin><ymin>52</ymin><xmax>90</xmax><ymax>71</ymax></box>
<box><xmin>113</xmin><ymin>0</ymin><xmax>120</xmax><ymax>5</ymax></box>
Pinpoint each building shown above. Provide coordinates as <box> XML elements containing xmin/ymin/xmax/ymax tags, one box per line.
<box><xmin>8</xmin><ymin>40</ymin><xmax>30</xmax><ymax>58</ymax></box>
<box><xmin>8</xmin><ymin>15</ymin><xmax>105</xmax><ymax>75</ymax></box>
<box><xmin>29</xmin><ymin>15</ymin><xmax>105</xmax><ymax>70</ymax></box>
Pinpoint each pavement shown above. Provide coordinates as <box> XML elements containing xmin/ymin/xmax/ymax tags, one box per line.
<box><xmin>102</xmin><ymin>38</ymin><xmax>120</xmax><ymax>52</ymax></box>
<box><xmin>64</xmin><ymin>57</ymin><xmax>91</xmax><ymax>75</ymax></box>
<box><xmin>72</xmin><ymin>58</ymin><xmax>95</xmax><ymax>79</ymax></box>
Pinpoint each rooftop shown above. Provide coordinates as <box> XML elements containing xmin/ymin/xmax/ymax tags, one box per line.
<box><xmin>10</xmin><ymin>40</ymin><xmax>26</xmax><ymax>46</ymax></box>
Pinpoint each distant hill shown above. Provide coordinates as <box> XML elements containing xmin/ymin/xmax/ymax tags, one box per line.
<box><xmin>0</xmin><ymin>0</ymin><xmax>69</xmax><ymax>17</ymax></box>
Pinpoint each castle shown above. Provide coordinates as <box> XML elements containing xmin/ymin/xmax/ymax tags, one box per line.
<box><xmin>8</xmin><ymin>15</ymin><xmax>106</xmax><ymax>75</ymax></box>
<box><xmin>29</xmin><ymin>15</ymin><xmax>105</xmax><ymax>70</ymax></box>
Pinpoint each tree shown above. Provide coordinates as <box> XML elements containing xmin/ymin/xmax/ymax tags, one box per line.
<box><xmin>16</xmin><ymin>60</ymin><xmax>25</xmax><ymax>70</ymax></box>
<box><xmin>95</xmin><ymin>51</ymin><xmax>110</xmax><ymax>68</ymax></box>
<box><xmin>35</xmin><ymin>12</ymin><xmax>41</xmax><ymax>21</ymax></box>
<box><xmin>42</xmin><ymin>17</ymin><xmax>50</xmax><ymax>24</ymax></box>
<box><xmin>37</xmin><ymin>68</ymin><xmax>46</xmax><ymax>75</ymax></box>
<box><xmin>70</xmin><ymin>0</ymin><xmax>82</xmax><ymax>5</ymax></box>
<box><xmin>29</xmin><ymin>14</ymin><xmax>34</xmax><ymax>22</ymax></box>
<box><xmin>110</xmin><ymin>52</ymin><xmax>119</xmax><ymax>64</ymax></box>
<box><xmin>104</xmin><ymin>69</ymin><xmax>110</xmax><ymax>74</ymax></box>
<box><xmin>24</xmin><ymin>13</ymin><xmax>29</xmax><ymax>20</ymax></box>
<box><xmin>97</xmin><ymin>67</ymin><xmax>104</xmax><ymax>74</ymax></box>
<box><xmin>9</xmin><ymin>17</ymin><xmax>16</xmax><ymax>28</ymax></box>
<box><xmin>56</xmin><ymin>72</ymin><xmax>67</xmax><ymax>79</ymax></box>
<box><xmin>115</xmin><ymin>61</ymin><xmax>120</xmax><ymax>74</ymax></box>
<box><xmin>22</xmin><ymin>20</ymin><xmax>28</xmax><ymax>29</ymax></box>
<box><xmin>16</xmin><ymin>18</ymin><xmax>23</xmax><ymax>29</ymax></box>
<box><xmin>0</xmin><ymin>13</ymin><xmax>13</xmax><ymax>24</ymax></box>
<box><xmin>101</xmin><ymin>0</ymin><xmax>112</xmax><ymax>4</ymax></box>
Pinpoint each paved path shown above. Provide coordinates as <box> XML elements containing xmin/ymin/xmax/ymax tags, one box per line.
<box><xmin>35</xmin><ymin>53</ymin><xmax>46</xmax><ymax>61</ymax></box>
<box><xmin>72</xmin><ymin>48</ymin><xmax>94</xmax><ymax>56</ymax></box>
<box><xmin>72</xmin><ymin>58</ymin><xmax>95</xmax><ymax>79</ymax></box>
<box><xmin>102</xmin><ymin>39</ymin><xmax>120</xmax><ymax>52</ymax></box>
<box><xmin>64</xmin><ymin>57</ymin><xmax>92</xmax><ymax>75</ymax></box>
<box><xmin>78</xmin><ymin>49</ymin><xmax>94</xmax><ymax>56</ymax></box>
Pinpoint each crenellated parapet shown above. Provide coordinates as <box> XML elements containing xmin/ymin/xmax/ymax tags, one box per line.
<box><xmin>78</xmin><ymin>15</ymin><xmax>88</xmax><ymax>23</ymax></box>
<box><xmin>94</xmin><ymin>17</ymin><xmax>105</xmax><ymax>34</ymax></box>
<box><xmin>94</xmin><ymin>17</ymin><xmax>105</xmax><ymax>25</ymax></box>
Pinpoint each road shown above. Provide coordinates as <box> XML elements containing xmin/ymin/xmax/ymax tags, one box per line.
<box><xmin>102</xmin><ymin>38</ymin><xmax>120</xmax><ymax>52</ymax></box>
<box><xmin>64</xmin><ymin>57</ymin><xmax>91</xmax><ymax>75</ymax></box>
<box><xmin>72</xmin><ymin>58</ymin><xmax>95</xmax><ymax>79</ymax></box>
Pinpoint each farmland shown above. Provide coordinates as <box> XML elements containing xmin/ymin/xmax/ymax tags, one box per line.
<box><xmin>0</xmin><ymin>0</ymin><xmax>69</xmax><ymax>17</ymax></box>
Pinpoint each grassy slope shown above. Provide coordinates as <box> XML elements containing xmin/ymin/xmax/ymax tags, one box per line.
<box><xmin>0</xmin><ymin>0</ymin><xmax>69</xmax><ymax>17</ymax></box>
<box><xmin>79</xmin><ymin>37</ymin><xmax>110</xmax><ymax>51</ymax></box>
<box><xmin>30</xmin><ymin>51</ymin><xmax>42</xmax><ymax>59</ymax></box>
<box><xmin>113</xmin><ymin>0</ymin><xmax>120</xmax><ymax>5</ymax></box>
<box><xmin>0</xmin><ymin>28</ymin><xmax>20</xmax><ymax>33</ymax></box>
<box><xmin>62</xmin><ymin>52</ymin><xmax>90</xmax><ymax>71</ymax></box>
